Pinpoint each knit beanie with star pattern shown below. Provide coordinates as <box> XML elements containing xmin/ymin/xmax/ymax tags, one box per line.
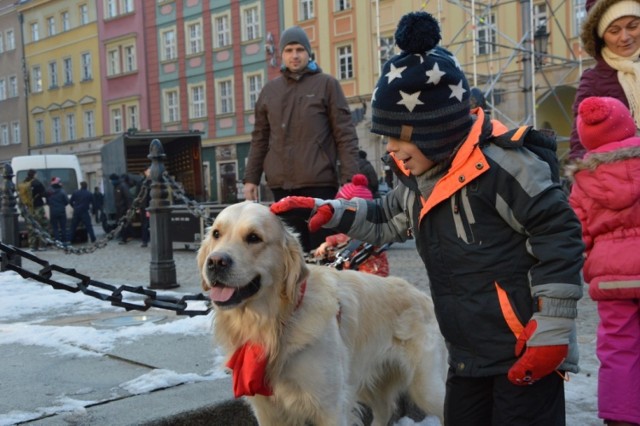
<box><xmin>371</xmin><ymin>11</ymin><xmax>472</xmax><ymax>163</ymax></box>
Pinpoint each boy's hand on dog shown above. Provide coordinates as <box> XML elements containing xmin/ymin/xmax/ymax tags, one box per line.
<box><xmin>270</xmin><ymin>197</ymin><xmax>335</xmax><ymax>232</ymax></box>
<box><xmin>507</xmin><ymin>316</ymin><xmax>571</xmax><ymax>386</ymax></box>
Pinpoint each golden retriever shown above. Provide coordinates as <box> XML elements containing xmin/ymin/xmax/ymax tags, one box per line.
<box><xmin>197</xmin><ymin>201</ymin><xmax>447</xmax><ymax>426</ymax></box>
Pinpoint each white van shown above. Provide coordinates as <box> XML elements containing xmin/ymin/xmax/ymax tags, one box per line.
<box><xmin>11</xmin><ymin>154</ymin><xmax>85</xmax><ymax>245</ymax></box>
<box><xmin>11</xmin><ymin>154</ymin><xmax>83</xmax><ymax>196</ymax></box>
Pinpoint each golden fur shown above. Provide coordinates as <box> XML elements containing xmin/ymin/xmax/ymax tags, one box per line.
<box><xmin>197</xmin><ymin>201</ymin><xmax>447</xmax><ymax>426</ymax></box>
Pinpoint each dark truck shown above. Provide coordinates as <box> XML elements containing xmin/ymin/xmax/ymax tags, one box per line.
<box><xmin>101</xmin><ymin>130</ymin><xmax>206</xmax><ymax>245</ymax></box>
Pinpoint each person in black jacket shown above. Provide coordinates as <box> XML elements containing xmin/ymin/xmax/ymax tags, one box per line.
<box><xmin>68</xmin><ymin>181</ymin><xmax>95</xmax><ymax>243</ymax></box>
<box><xmin>109</xmin><ymin>173</ymin><xmax>132</xmax><ymax>244</ymax></box>
<box><xmin>46</xmin><ymin>177</ymin><xmax>69</xmax><ymax>244</ymax></box>
<box><xmin>92</xmin><ymin>186</ymin><xmax>104</xmax><ymax>225</ymax></box>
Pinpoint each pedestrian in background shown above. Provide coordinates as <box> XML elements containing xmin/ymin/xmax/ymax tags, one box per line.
<box><xmin>46</xmin><ymin>177</ymin><xmax>68</xmax><ymax>245</ymax></box>
<box><xmin>92</xmin><ymin>186</ymin><xmax>104</xmax><ymax>225</ymax></box>
<box><xmin>68</xmin><ymin>181</ymin><xmax>96</xmax><ymax>244</ymax></box>
<box><xmin>357</xmin><ymin>150</ymin><xmax>380</xmax><ymax>198</ymax></box>
<box><xmin>569</xmin><ymin>0</ymin><xmax>640</xmax><ymax>160</ymax></box>
<box><xmin>271</xmin><ymin>11</ymin><xmax>584</xmax><ymax>425</ymax></box>
<box><xmin>139</xmin><ymin>168</ymin><xmax>151</xmax><ymax>248</ymax></box>
<box><xmin>17</xmin><ymin>169</ymin><xmax>48</xmax><ymax>251</ymax></box>
<box><xmin>568</xmin><ymin>96</ymin><xmax>640</xmax><ymax>426</ymax></box>
<box><xmin>242</xmin><ymin>25</ymin><xmax>360</xmax><ymax>253</ymax></box>
<box><xmin>110</xmin><ymin>173</ymin><xmax>132</xmax><ymax>244</ymax></box>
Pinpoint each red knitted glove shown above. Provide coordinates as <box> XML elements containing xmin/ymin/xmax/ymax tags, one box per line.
<box><xmin>507</xmin><ymin>318</ymin><xmax>568</xmax><ymax>386</ymax></box>
<box><xmin>270</xmin><ymin>197</ymin><xmax>335</xmax><ymax>232</ymax></box>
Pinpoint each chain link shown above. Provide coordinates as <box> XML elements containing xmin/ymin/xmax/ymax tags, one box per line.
<box><xmin>0</xmin><ymin>242</ymin><xmax>212</xmax><ymax>317</ymax></box>
<box><xmin>162</xmin><ymin>173</ymin><xmax>214</xmax><ymax>227</ymax></box>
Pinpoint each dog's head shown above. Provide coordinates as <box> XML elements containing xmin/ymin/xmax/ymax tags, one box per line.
<box><xmin>197</xmin><ymin>201</ymin><xmax>308</xmax><ymax>311</ymax></box>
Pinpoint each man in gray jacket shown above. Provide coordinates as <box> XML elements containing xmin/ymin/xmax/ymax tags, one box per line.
<box><xmin>242</xmin><ymin>25</ymin><xmax>359</xmax><ymax>253</ymax></box>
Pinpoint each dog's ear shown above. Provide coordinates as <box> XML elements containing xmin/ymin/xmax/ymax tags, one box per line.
<box><xmin>281</xmin><ymin>223</ymin><xmax>309</xmax><ymax>304</ymax></box>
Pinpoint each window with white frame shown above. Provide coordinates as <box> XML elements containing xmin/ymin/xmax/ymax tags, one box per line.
<box><xmin>63</xmin><ymin>58</ymin><xmax>72</xmax><ymax>84</ymax></box>
<box><xmin>164</xmin><ymin>89</ymin><xmax>180</xmax><ymax>122</ymax></box>
<box><xmin>217</xmin><ymin>79</ymin><xmax>234</xmax><ymax>114</ymax></box>
<box><xmin>31</xmin><ymin>22</ymin><xmax>39</xmax><ymax>42</ymax></box>
<box><xmin>32</xmin><ymin>66</ymin><xmax>42</xmax><ymax>92</ymax></box>
<box><xmin>79</xmin><ymin>4</ymin><xmax>89</xmax><ymax>25</ymax></box>
<box><xmin>106</xmin><ymin>0</ymin><xmax>117</xmax><ymax>19</ymax></box>
<box><xmin>242</xmin><ymin>6</ymin><xmax>260</xmax><ymax>41</ymax></box>
<box><xmin>124</xmin><ymin>44</ymin><xmax>136</xmax><ymax>72</ymax></box>
<box><xmin>213</xmin><ymin>13</ymin><xmax>231</xmax><ymax>48</ymax></box>
<box><xmin>111</xmin><ymin>107</ymin><xmax>122</xmax><ymax>133</ymax></box>
<box><xmin>300</xmin><ymin>0</ymin><xmax>314</xmax><ymax>20</ymax></box>
<box><xmin>161</xmin><ymin>28</ymin><xmax>177</xmax><ymax>61</ymax></box>
<box><xmin>61</xmin><ymin>12</ymin><xmax>70</xmax><ymax>31</ymax></box>
<box><xmin>52</xmin><ymin>117</ymin><xmax>61</xmax><ymax>143</ymax></box>
<box><xmin>246</xmin><ymin>73</ymin><xmax>263</xmax><ymax>110</ymax></box>
<box><xmin>6</xmin><ymin>30</ymin><xmax>14</xmax><ymax>50</ymax></box>
<box><xmin>49</xmin><ymin>61</ymin><xmax>58</xmax><ymax>88</ymax></box>
<box><xmin>47</xmin><ymin>17</ymin><xmax>56</xmax><ymax>36</ymax></box>
<box><xmin>127</xmin><ymin>105</ymin><xmax>138</xmax><ymax>130</ymax></box>
<box><xmin>66</xmin><ymin>113</ymin><xmax>75</xmax><ymax>140</ymax></box>
<box><xmin>335</xmin><ymin>0</ymin><xmax>350</xmax><ymax>11</ymax></box>
<box><xmin>0</xmin><ymin>124</ymin><xmax>8</xmax><ymax>146</ymax></box>
<box><xmin>0</xmin><ymin>79</ymin><xmax>5</xmax><ymax>101</ymax></box>
<box><xmin>35</xmin><ymin>120</ymin><xmax>44</xmax><ymax>145</ymax></box>
<box><xmin>477</xmin><ymin>13</ymin><xmax>497</xmax><ymax>55</ymax></box>
<box><xmin>83</xmin><ymin>110</ymin><xmax>95</xmax><ymax>137</ymax></box>
<box><xmin>337</xmin><ymin>45</ymin><xmax>353</xmax><ymax>80</ymax></box>
<box><xmin>121</xmin><ymin>0</ymin><xmax>134</xmax><ymax>14</ymax></box>
<box><xmin>11</xmin><ymin>121</ymin><xmax>20</xmax><ymax>144</ymax></box>
<box><xmin>186</xmin><ymin>20</ymin><xmax>203</xmax><ymax>55</ymax></box>
<box><xmin>81</xmin><ymin>53</ymin><xmax>92</xmax><ymax>80</ymax></box>
<box><xmin>189</xmin><ymin>84</ymin><xmax>206</xmax><ymax>119</ymax></box>
<box><xmin>533</xmin><ymin>3</ymin><xmax>547</xmax><ymax>31</ymax></box>
<box><xmin>107</xmin><ymin>48</ymin><xmax>120</xmax><ymax>76</ymax></box>
<box><xmin>0</xmin><ymin>33</ymin><xmax>3</xmax><ymax>54</ymax></box>
<box><xmin>9</xmin><ymin>76</ymin><xmax>17</xmax><ymax>97</ymax></box>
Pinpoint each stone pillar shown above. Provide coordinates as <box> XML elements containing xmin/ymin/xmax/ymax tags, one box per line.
<box><xmin>1</xmin><ymin>163</ymin><xmax>22</xmax><ymax>269</ymax></box>
<box><xmin>148</xmin><ymin>139</ymin><xmax>178</xmax><ymax>289</ymax></box>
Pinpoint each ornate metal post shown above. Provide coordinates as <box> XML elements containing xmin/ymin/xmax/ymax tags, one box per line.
<box><xmin>1</xmin><ymin>163</ymin><xmax>22</xmax><ymax>268</ymax></box>
<box><xmin>148</xmin><ymin>139</ymin><xmax>179</xmax><ymax>289</ymax></box>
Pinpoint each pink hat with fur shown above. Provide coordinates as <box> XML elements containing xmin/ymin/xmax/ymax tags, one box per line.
<box><xmin>336</xmin><ymin>174</ymin><xmax>373</xmax><ymax>200</ymax></box>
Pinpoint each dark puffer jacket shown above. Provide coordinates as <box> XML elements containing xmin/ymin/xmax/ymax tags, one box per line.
<box><xmin>46</xmin><ymin>185</ymin><xmax>68</xmax><ymax>217</ymax></box>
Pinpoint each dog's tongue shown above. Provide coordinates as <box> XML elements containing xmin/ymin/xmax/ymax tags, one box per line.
<box><xmin>210</xmin><ymin>285</ymin><xmax>235</xmax><ymax>302</ymax></box>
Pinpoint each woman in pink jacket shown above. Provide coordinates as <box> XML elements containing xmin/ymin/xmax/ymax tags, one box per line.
<box><xmin>569</xmin><ymin>96</ymin><xmax>640</xmax><ymax>426</ymax></box>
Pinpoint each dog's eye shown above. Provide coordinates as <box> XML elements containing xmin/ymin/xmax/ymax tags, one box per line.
<box><xmin>212</xmin><ymin>229</ymin><xmax>220</xmax><ymax>239</ymax></box>
<box><xmin>246</xmin><ymin>233</ymin><xmax>262</xmax><ymax>244</ymax></box>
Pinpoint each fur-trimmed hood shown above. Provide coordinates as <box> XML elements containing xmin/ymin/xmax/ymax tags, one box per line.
<box><xmin>566</xmin><ymin>142</ymin><xmax>640</xmax><ymax>180</ymax></box>
<box><xmin>581</xmin><ymin>0</ymin><xmax>640</xmax><ymax>58</ymax></box>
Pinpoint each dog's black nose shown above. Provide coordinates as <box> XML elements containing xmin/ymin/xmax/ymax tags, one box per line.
<box><xmin>207</xmin><ymin>253</ymin><xmax>232</xmax><ymax>272</ymax></box>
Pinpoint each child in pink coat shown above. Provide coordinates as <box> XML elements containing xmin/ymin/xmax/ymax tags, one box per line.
<box><xmin>569</xmin><ymin>96</ymin><xmax>640</xmax><ymax>426</ymax></box>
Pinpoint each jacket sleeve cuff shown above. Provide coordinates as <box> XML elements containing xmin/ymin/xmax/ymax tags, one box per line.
<box><xmin>538</xmin><ymin>297</ymin><xmax>578</xmax><ymax>319</ymax></box>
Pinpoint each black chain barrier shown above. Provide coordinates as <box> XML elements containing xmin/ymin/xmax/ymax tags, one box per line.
<box><xmin>0</xmin><ymin>241</ymin><xmax>212</xmax><ymax>317</ymax></box>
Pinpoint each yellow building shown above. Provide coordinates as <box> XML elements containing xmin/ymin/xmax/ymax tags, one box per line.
<box><xmin>19</xmin><ymin>0</ymin><xmax>103</xmax><ymax>183</ymax></box>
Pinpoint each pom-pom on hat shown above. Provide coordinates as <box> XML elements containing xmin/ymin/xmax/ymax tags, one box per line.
<box><xmin>279</xmin><ymin>26</ymin><xmax>312</xmax><ymax>54</ymax></box>
<box><xmin>371</xmin><ymin>11</ymin><xmax>472</xmax><ymax>163</ymax></box>
<box><xmin>336</xmin><ymin>174</ymin><xmax>373</xmax><ymax>200</ymax></box>
<box><xmin>50</xmin><ymin>177</ymin><xmax>61</xmax><ymax>185</ymax></box>
<box><xmin>577</xmin><ymin>96</ymin><xmax>637</xmax><ymax>151</ymax></box>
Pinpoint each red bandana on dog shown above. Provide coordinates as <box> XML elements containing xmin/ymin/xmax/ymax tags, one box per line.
<box><xmin>226</xmin><ymin>342</ymin><xmax>273</xmax><ymax>397</ymax></box>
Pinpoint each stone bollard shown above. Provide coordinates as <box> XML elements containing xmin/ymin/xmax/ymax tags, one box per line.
<box><xmin>0</xmin><ymin>163</ymin><xmax>22</xmax><ymax>269</ymax></box>
<box><xmin>148</xmin><ymin>139</ymin><xmax>179</xmax><ymax>289</ymax></box>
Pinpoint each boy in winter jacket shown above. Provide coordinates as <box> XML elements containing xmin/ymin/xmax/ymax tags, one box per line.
<box><xmin>46</xmin><ymin>177</ymin><xmax>69</xmax><ymax>244</ymax></box>
<box><xmin>568</xmin><ymin>96</ymin><xmax>640</xmax><ymax>426</ymax></box>
<box><xmin>271</xmin><ymin>11</ymin><xmax>585</xmax><ymax>425</ymax></box>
